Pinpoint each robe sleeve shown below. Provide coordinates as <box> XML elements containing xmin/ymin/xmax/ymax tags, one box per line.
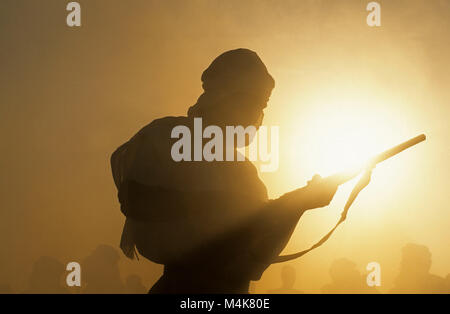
<box><xmin>198</xmin><ymin>201</ymin><xmax>303</xmax><ymax>281</ymax></box>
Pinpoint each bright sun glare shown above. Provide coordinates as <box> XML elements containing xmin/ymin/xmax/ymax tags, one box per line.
<box><xmin>287</xmin><ymin>94</ymin><xmax>407</xmax><ymax>178</ymax></box>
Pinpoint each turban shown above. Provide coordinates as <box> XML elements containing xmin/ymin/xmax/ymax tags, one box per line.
<box><xmin>188</xmin><ymin>48</ymin><xmax>275</xmax><ymax>118</ymax></box>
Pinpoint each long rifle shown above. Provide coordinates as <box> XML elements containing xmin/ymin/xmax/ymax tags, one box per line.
<box><xmin>274</xmin><ymin>134</ymin><xmax>426</xmax><ymax>263</ymax></box>
<box><xmin>327</xmin><ymin>134</ymin><xmax>426</xmax><ymax>186</ymax></box>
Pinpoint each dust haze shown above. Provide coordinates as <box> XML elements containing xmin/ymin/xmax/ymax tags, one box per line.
<box><xmin>0</xmin><ymin>0</ymin><xmax>448</xmax><ymax>293</ymax></box>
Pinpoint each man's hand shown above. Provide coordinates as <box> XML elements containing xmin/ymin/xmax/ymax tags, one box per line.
<box><xmin>302</xmin><ymin>174</ymin><xmax>339</xmax><ymax>210</ymax></box>
<box><xmin>275</xmin><ymin>174</ymin><xmax>340</xmax><ymax>212</ymax></box>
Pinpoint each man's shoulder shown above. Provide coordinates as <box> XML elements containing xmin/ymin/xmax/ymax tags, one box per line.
<box><xmin>136</xmin><ymin>115</ymin><xmax>189</xmax><ymax>138</ymax></box>
<box><xmin>112</xmin><ymin>115</ymin><xmax>188</xmax><ymax>160</ymax></box>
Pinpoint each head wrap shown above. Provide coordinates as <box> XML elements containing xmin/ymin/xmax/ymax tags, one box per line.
<box><xmin>188</xmin><ymin>48</ymin><xmax>275</xmax><ymax>117</ymax></box>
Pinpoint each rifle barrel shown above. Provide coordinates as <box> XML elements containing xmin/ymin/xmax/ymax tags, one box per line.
<box><xmin>328</xmin><ymin>134</ymin><xmax>426</xmax><ymax>186</ymax></box>
<box><xmin>370</xmin><ymin>134</ymin><xmax>426</xmax><ymax>166</ymax></box>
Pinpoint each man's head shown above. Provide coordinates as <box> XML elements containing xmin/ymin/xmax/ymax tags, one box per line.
<box><xmin>329</xmin><ymin>258</ymin><xmax>360</xmax><ymax>283</ymax></box>
<box><xmin>400</xmin><ymin>243</ymin><xmax>432</xmax><ymax>274</ymax></box>
<box><xmin>281</xmin><ymin>265</ymin><xmax>296</xmax><ymax>288</ymax></box>
<box><xmin>188</xmin><ymin>49</ymin><xmax>275</xmax><ymax>129</ymax></box>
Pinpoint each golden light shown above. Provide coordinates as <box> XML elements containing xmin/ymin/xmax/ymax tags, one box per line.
<box><xmin>259</xmin><ymin>84</ymin><xmax>422</xmax><ymax>232</ymax></box>
<box><xmin>283</xmin><ymin>89</ymin><xmax>415</xmax><ymax>179</ymax></box>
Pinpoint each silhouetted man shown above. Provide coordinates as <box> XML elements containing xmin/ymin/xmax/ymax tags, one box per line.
<box><xmin>82</xmin><ymin>245</ymin><xmax>125</xmax><ymax>294</ymax></box>
<box><xmin>321</xmin><ymin>258</ymin><xmax>378</xmax><ymax>294</ymax></box>
<box><xmin>391</xmin><ymin>243</ymin><xmax>446</xmax><ymax>294</ymax></box>
<box><xmin>25</xmin><ymin>256</ymin><xmax>68</xmax><ymax>294</ymax></box>
<box><xmin>111</xmin><ymin>48</ymin><xmax>339</xmax><ymax>293</ymax></box>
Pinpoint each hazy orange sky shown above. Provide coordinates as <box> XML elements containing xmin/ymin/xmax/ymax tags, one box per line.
<box><xmin>0</xmin><ymin>0</ymin><xmax>448</xmax><ymax>293</ymax></box>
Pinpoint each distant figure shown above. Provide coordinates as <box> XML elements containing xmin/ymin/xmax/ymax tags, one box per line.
<box><xmin>391</xmin><ymin>243</ymin><xmax>446</xmax><ymax>294</ymax></box>
<box><xmin>321</xmin><ymin>258</ymin><xmax>377</xmax><ymax>294</ymax></box>
<box><xmin>25</xmin><ymin>256</ymin><xmax>67</xmax><ymax>294</ymax></box>
<box><xmin>111</xmin><ymin>48</ymin><xmax>340</xmax><ymax>293</ymax></box>
<box><xmin>82</xmin><ymin>244</ymin><xmax>125</xmax><ymax>294</ymax></box>
<box><xmin>125</xmin><ymin>274</ymin><xmax>147</xmax><ymax>294</ymax></box>
<box><xmin>267</xmin><ymin>265</ymin><xmax>303</xmax><ymax>294</ymax></box>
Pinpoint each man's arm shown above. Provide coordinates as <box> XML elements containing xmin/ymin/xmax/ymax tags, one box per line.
<box><xmin>227</xmin><ymin>176</ymin><xmax>340</xmax><ymax>280</ymax></box>
<box><xmin>271</xmin><ymin>175</ymin><xmax>339</xmax><ymax>213</ymax></box>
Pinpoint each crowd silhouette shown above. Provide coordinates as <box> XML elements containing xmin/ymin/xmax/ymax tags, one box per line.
<box><xmin>0</xmin><ymin>245</ymin><xmax>147</xmax><ymax>294</ymax></box>
<box><xmin>0</xmin><ymin>243</ymin><xmax>448</xmax><ymax>294</ymax></box>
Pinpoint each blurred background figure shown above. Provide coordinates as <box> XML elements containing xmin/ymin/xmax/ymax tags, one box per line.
<box><xmin>24</xmin><ymin>256</ymin><xmax>67</xmax><ymax>294</ymax></box>
<box><xmin>267</xmin><ymin>265</ymin><xmax>303</xmax><ymax>294</ymax></box>
<box><xmin>390</xmin><ymin>243</ymin><xmax>446</xmax><ymax>293</ymax></box>
<box><xmin>321</xmin><ymin>258</ymin><xmax>378</xmax><ymax>294</ymax></box>
<box><xmin>125</xmin><ymin>274</ymin><xmax>147</xmax><ymax>294</ymax></box>
<box><xmin>82</xmin><ymin>244</ymin><xmax>125</xmax><ymax>294</ymax></box>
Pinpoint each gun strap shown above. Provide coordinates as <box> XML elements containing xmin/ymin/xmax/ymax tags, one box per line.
<box><xmin>273</xmin><ymin>169</ymin><xmax>372</xmax><ymax>264</ymax></box>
